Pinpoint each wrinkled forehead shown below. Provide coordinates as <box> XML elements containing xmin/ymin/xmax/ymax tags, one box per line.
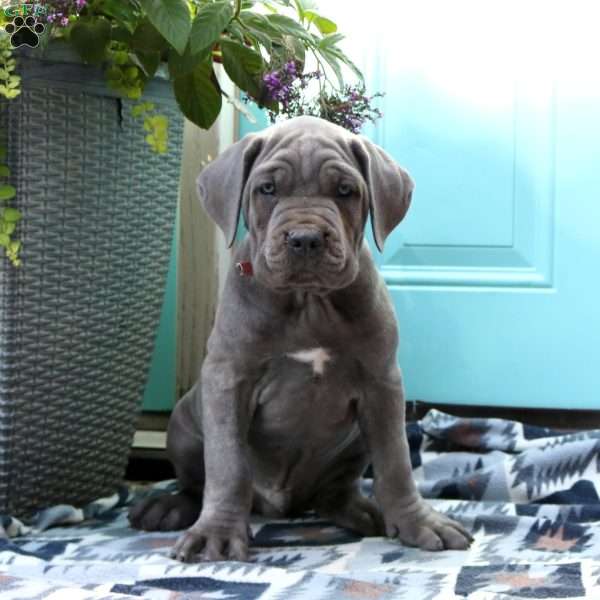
<box><xmin>251</xmin><ymin>131</ymin><xmax>362</xmax><ymax>190</ymax></box>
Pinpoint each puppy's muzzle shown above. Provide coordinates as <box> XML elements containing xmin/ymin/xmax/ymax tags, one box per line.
<box><xmin>285</xmin><ymin>228</ymin><xmax>325</xmax><ymax>259</ymax></box>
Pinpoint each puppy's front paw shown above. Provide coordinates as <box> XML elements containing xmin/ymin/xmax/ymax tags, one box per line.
<box><xmin>385</xmin><ymin>501</ymin><xmax>473</xmax><ymax>551</ymax></box>
<box><xmin>170</xmin><ymin>517</ymin><xmax>250</xmax><ymax>562</ymax></box>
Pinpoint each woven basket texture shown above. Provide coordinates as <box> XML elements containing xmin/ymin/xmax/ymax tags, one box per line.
<box><xmin>0</xmin><ymin>49</ymin><xmax>183</xmax><ymax>518</ymax></box>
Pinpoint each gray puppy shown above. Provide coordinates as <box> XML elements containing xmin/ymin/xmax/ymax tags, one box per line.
<box><xmin>129</xmin><ymin>116</ymin><xmax>473</xmax><ymax>562</ymax></box>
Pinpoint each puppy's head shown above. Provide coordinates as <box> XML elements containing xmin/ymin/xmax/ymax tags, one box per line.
<box><xmin>197</xmin><ymin>116</ymin><xmax>413</xmax><ymax>294</ymax></box>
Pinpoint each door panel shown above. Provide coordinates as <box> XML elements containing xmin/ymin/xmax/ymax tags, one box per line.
<box><xmin>378</xmin><ymin>79</ymin><xmax>555</xmax><ymax>289</ymax></box>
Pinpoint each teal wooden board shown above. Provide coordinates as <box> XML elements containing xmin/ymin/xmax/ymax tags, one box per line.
<box><xmin>239</xmin><ymin>104</ymin><xmax>270</xmax><ymax>137</ymax></box>
<box><xmin>141</xmin><ymin>210</ymin><xmax>178</xmax><ymax>411</ymax></box>
<box><xmin>237</xmin><ymin>106</ymin><xmax>270</xmax><ymax>240</ymax></box>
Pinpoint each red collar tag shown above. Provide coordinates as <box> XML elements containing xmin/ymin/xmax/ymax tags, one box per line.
<box><xmin>235</xmin><ymin>261</ymin><xmax>253</xmax><ymax>277</ymax></box>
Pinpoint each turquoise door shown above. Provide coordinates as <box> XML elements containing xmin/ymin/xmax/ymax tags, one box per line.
<box><xmin>341</xmin><ymin>3</ymin><xmax>600</xmax><ymax>409</ymax></box>
<box><xmin>240</xmin><ymin>3</ymin><xmax>600</xmax><ymax>409</ymax></box>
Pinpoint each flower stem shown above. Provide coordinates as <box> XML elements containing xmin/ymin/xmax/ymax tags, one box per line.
<box><xmin>234</xmin><ymin>0</ymin><xmax>242</xmax><ymax>19</ymax></box>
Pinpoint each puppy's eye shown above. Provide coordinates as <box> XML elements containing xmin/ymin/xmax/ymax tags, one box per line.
<box><xmin>337</xmin><ymin>183</ymin><xmax>353</xmax><ymax>197</ymax></box>
<box><xmin>259</xmin><ymin>182</ymin><xmax>275</xmax><ymax>195</ymax></box>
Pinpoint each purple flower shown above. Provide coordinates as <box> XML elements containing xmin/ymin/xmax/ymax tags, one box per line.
<box><xmin>43</xmin><ymin>0</ymin><xmax>86</xmax><ymax>27</ymax></box>
<box><xmin>284</xmin><ymin>61</ymin><xmax>296</xmax><ymax>77</ymax></box>
<box><xmin>262</xmin><ymin>66</ymin><xmax>299</xmax><ymax>105</ymax></box>
<box><xmin>253</xmin><ymin>64</ymin><xmax>383</xmax><ymax>135</ymax></box>
<box><xmin>275</xmin><ymin>84</ymin><xmax>292</xmax><ymax>101</ymax></box>
<box><xmin>263</xmin><ymin>72</ymin><xmax>280</xmax><ymax>86</ymax></box>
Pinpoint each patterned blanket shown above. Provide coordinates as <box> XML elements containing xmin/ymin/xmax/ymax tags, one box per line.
<box><xmin>2</xmin><ymin>409</ymin><xmax>600</xmax><ymax>600</ymax></box>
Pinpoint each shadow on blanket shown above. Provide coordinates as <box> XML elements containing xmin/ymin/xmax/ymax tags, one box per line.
<box><xmin>1</xmin><ymin>409</ymin><xmax>600</xmax><ymax>600</ymax></box>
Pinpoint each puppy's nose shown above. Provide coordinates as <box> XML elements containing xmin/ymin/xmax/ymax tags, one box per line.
<box><xmin>286</xmin><ymin>229</ymin><xmax>324</xmax><ymax>258</ymax></box>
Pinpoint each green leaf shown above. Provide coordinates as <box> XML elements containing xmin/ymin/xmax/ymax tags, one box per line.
<box><xmin>173</xmin><ymin>60</ymin><xmax>222</xmax><ymax>129</ymax></box>
<box><xmin>282</xmin><ymin>34</ymin><xmax>305</xmax><ymax>65</ymax></box>
<box><xmin>245</xmin><ymin>30</ymin><xmax>271</xmax><ymax>53</ymax></box>
<box><xmin>111</xmin><ymin>24</ymin><xmax>133</xmax><ymax>44</ymax></box>
<box><xmin>262</xmin><ymin>0</ymin><xmax>292</xmax><ymax>11</ymax></box>
<box><xmin>0</xmin><ymin>165</ymin><xmax>9</xmax><ymax>176</ymax></box>
<box><xmin>98</xmin><ymin>0</ymin><xmax>139</xmax><ymax>33</ymax></box>
<box><xmin>139</xmin><ymin>0</ymin><xmax>191</xmax><ymax>55</ymax></box>
<box><xmin>69</xmin><ymin>17</ymin><xmax>111</xmax><ymax>65</ymax></box>
<box><xmin>244</xmin><ymin>29</ymin><xmax>273</xmax><ymax>54</ymax></box>
<box><xmin>239</xmin><ymin>11</ymin><xmax>280</xmax><ymax>36</ymax></box>
<box><xmin>3</xmin><ymin>207</ymin><xmax>21</xmax><ymax>222</ymax></box>
<box><xmin>132</xmin><ymin>50</ymin><xmax>161</xmax><ymax>77</ymax></box>
<box><xmin>168</xmin><ymin>43</ymin><xmax>210</xmax><ymax>77</ymax></box>
<box><xmin>226</xmin><ymin>20</ymin><xmax>246</xmax><ymax>45</ymax></box>
<box><xmin>131</xmin><ymin>101</ymin><xmax>155</xmax><ymax>117</ymax></box>
<box><xmin>292</xmin><ymin>0</ymin><xmax>318</xmax><ymax>16</ymax></box>
<box><xmin>189</xmin><ymin>1</ymin><xmax>234</xmax><ymax>55</ymax></box>
<box><xmin>1</xmin><ymin>221</ymin><xmax>15</xmax><ymax>234</ymax></box>
<box><xmin>220</xmin><ymin>39</ymin><xmax>264</xmax><ymax>98</ymax></box>
<box><xmin>264</xmin><ymin>14</ymin><xmax>313</xmax><ymax>43</ymax></box>
<box><xmin>313</xmin><ymin>16</ymin><xmax>337</xmax><ymax>35</ymax></box>
<box><xmin>0</xmin><ymin>184</ymin><xmax>16</xmax><ymax>201</ymax></box>
<box><xmin>318</xmin><ymin>32</ymin><xmax>345</xmax><ymax>49</ymax></box>
<box><xmin>269</xmin><ymin>0</ymin><xmax>293</xmax><ymax>6</ymax></box>
<box><xmin>294</xmin><ymin>38</ymin><xmax>307</xmax><ymax>65</ymax></box>
<box><xmin>304</xmin><ymin>11</ymin><xmax>337</xmax><ymax>35</ymax></box>
<box><xmin>269</xmin><ymin>35</ymin><xmax>304</xmax><ymax>69</ymax></box>
<box><xmin>239</xmin><ymin>12</ymin><xmax>283</xmax><ymax>49</ymax></box>
<box><xmin>0</xmin><ymin>147</ymin><xmax>6</xmax><ymax>160</ymax></box>
<box><xmin>318</xmin><ymin>47</ymin><xmax>344</xmax><ymax>88</ymax></box>
<box><xmin>324</xmin><ymin>44</ymin><xmax>364</xmax><ymax>81</ymax></box>
<box><xmin>0</xmin><ymin>233</ymin><xmax>9</xmax><ymax>247</ymax></box>
<box><xmin>131</xmin><ymin>18</ymin><xmax>169</xmax><ymax>53</ymax></box>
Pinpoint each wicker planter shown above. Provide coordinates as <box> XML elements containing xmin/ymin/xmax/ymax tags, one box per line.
<box><xmin>0</xmin><ymin>43</ymin><xmax>184</xmax><ymax>518</ymax></box>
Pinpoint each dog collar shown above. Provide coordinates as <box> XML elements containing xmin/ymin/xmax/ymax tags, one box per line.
<box><xmin>236</xmin><ymin>261</ymin><xmax>253</xmax><ymax>277</ymax></box>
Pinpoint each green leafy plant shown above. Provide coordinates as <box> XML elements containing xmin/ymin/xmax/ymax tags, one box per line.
<box><xmin>0</xmin><ymin>145</ymin><xmax>21</xmax><ymax>267</ymax></box>
<box><xmin>0</xmin><ymin>0</ymin><xmax>375</xmax><ymax>266</ymax></box>
<box><xmin>42</xmin><ymin>0</ymin><xmax>364</xmax><ymax>132</ymax></box>
<box><xmin>0</xmin><ymin>35</ymin><xmax>21</xmax><ymax>266</ymax></box>
<box><xmin>132</xmin><ymin>101</ymin><xmax>169</xmax><ymax>152</ymax></box>
<box><xmin>0</xmin><ymin>34</ymin><xmax>20</xmax><ymax>100</ymax></box>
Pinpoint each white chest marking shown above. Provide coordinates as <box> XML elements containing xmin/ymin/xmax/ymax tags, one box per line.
<box><xmin>287</xmin><ymin>347</ymin><xmax>332</xmax><ymax>376</ymax></box>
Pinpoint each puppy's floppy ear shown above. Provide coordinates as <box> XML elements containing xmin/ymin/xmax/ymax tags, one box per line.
<box><xmin>196</xmin><ymin>133</ymin><xmax>264</xmax><ymax>247</ymax></box>
<box><xmin>351</xmin><ymin>137</ymin><xmax>414</xmax><ymax>252</ymax></box>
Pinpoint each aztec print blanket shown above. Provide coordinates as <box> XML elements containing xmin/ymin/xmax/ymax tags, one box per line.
<box><xmin>2</xmin><ymin>409</ymin><xmax>600</xmax><ymax>600</ymax></box>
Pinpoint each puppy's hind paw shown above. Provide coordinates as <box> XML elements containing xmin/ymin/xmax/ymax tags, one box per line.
<box><xmin>319</xmin><ymin>494</ymin><xmax>385</xmax><ymax>538</ymax></box>
<box><xmin>128</xmin><ymin>492</ymin><xmax>201</xmax><ymax>532</ymax></box>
